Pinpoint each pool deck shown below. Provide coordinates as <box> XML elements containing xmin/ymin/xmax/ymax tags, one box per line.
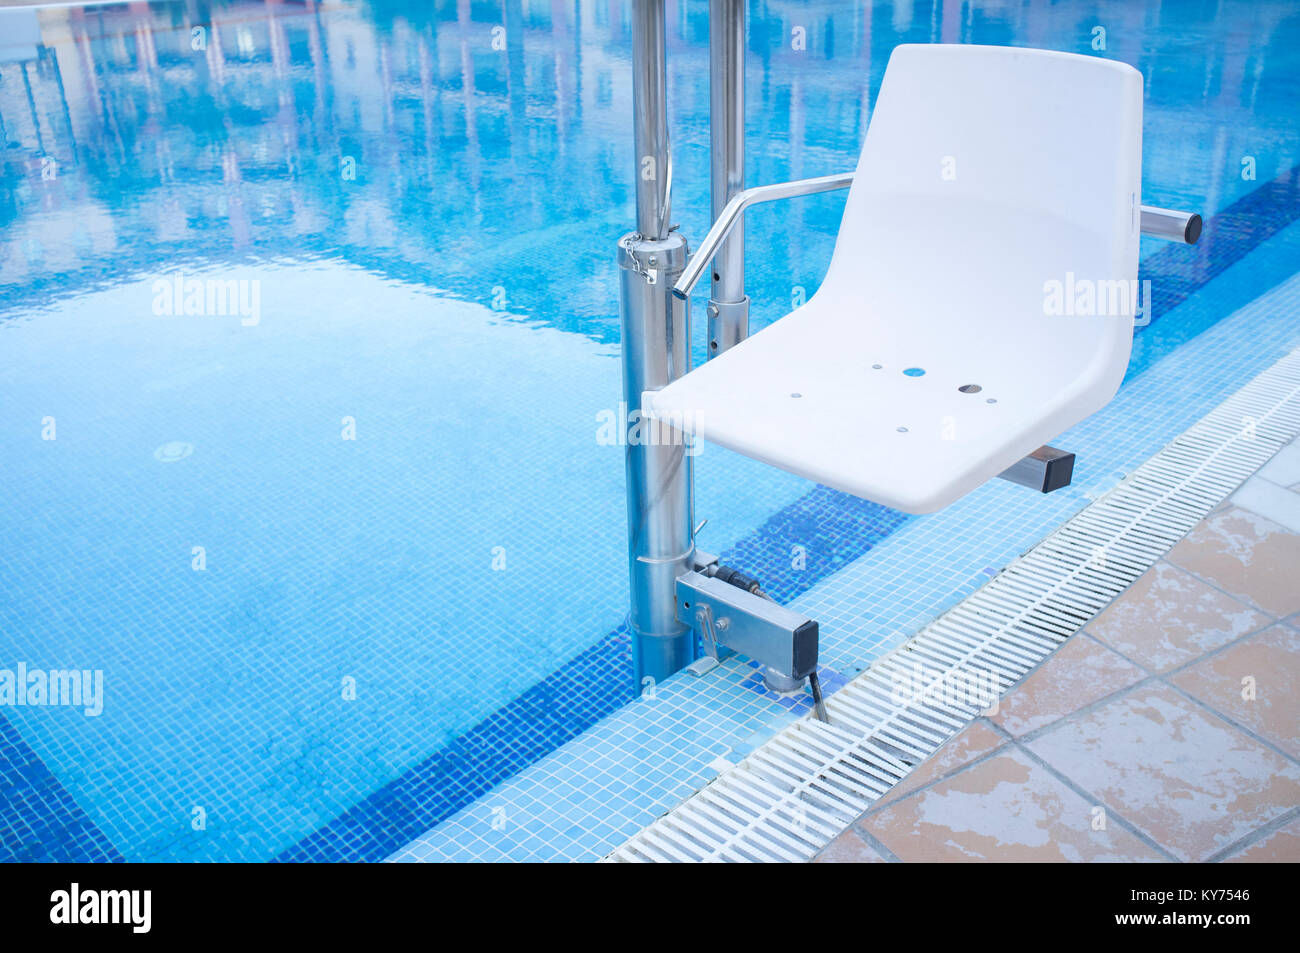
<box><xmin>815</xmin><ymin>438</ymin><xmax>1300</xmax><ymax>863</ymax></box>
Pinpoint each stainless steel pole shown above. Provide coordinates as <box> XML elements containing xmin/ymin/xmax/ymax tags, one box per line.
<box><xmin>620</xmin><ymin>0</ymin><xmax>694</xmax><ymax>694</ymax></box>
<box><xmin>707</xmin><ymin>0</ymin><xmax>748</xmax><ymax>357</ymax></box>
<box><xmin>632</xmin><ymin>0</ymin><xmax>670</xmax><ymax>240</ymax></box>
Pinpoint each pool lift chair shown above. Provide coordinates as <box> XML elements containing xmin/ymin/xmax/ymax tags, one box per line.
<box><xmin>617</xmin><ymin>3</ymin><xmax>1201</xmax><ymax>720</ymax></box>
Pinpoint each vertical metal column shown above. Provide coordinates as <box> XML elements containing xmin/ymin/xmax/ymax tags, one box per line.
<box><xmin>619</xmin><ymin>0</ymin><xmax>695</xmax><ymax>693</ymax></box>
<box><xmin>707</xmin><ymin>0</ymin><xmax>748</xmax><ymax>356</ymax></box>
<box><xmin>630</xmin><ymin>0</ymin><xmax>670</xmax><ymax>241</ymax></box>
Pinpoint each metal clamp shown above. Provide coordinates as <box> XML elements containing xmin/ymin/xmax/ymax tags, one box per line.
<box><xmin>675</xmin><ymin>571</ymin><xmax>818</xmax><ymax>681</ymax></box>
<box><xmin>617</xmin><ymin>232</ymin><xmax>689</xmax><ymax>287</ymax></box>
<box><xmin>684</xmin><ymin>602</ymin><xmax>726</xmax><ymax>677</ymax></box>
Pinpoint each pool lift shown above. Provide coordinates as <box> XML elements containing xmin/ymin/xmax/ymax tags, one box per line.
<box><xmin>618</xmin><ymin>1</ymin><xmax>1202</xmax><ymax>719</ymax></box>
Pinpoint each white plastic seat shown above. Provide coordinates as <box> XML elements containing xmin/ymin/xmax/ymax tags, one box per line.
<box><xmin>646</xmin><ymin>44</ymin><xmax>1143</xmax><ymax>513</ymax></box>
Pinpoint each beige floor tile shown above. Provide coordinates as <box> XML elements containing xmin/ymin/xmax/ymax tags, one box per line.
<box><xmin>861</xmin><ymin>746</ymin><xmax>1165</xmax><ymax>862</ymax></box>
<box><xmin>1257</xmin><ymin>440</ymin><xmax>1300</xmax><ymax>487</ymax></box>
<box><xmin>1231</xmin><ymin>476</ymin><xmax>1300</xmax><ymax>534</ymax></box>
<box><xmin>1088</xmin><ymin>561</ymin><xmax>1270</xmax><ymax>672</ymax></box>
<box><xmin>1026</xmin><ymin>684</ymin><xmax>1300</xmax><ymax>861</ymax></box>
<box><xmin>871</xmin><ymin>719</ymin><xmax>1005</xmax><ymax>809</ymax></box>
<box><xmin>1221</xmin><ymin>816</ymin><xmax>1300</xmax><ymax>863</ymax></box>
<box><xmin>1165</xmin><ymin>507</ymin><xmax>1300</xmax><ymax>617</ymax></box>
<box><xmin>991</xmin><ymin>634</ymin><xmax>1146</xmax><ymax>736</ymax></box>
<box><xmin>813</xmin><ymin>827</ymin><xmax>888</xmax><ymax>863</ymax></box>
<box><xmin>1170</xmin><ymin>624</ymin><xmax>1300</xmax><ymax>758</ymax></box>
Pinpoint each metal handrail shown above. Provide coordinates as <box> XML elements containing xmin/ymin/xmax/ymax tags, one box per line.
<box><xmin>673</xmin><ymin>172</ymin><xmax>855</xmax><ymax>299</ymax></box>
<box><xmin>673</xmin><ymin>173</ymin><xmax>1203</xmax><ymax>301</ymax></box>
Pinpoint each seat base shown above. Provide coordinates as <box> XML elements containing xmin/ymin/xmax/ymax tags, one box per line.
<box><xmin>646</xmin><ymin>293</ymin><xmax>1117</xmax><ymax>514</ymax></box>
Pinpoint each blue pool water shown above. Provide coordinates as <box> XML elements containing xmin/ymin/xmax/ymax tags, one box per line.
<box><xmin>1</xmin><ymin>0</ymin><xmax>1298</xmax><ymax>862</ymax></box>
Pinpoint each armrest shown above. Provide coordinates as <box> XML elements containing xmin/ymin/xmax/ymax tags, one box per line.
<box><xmin>673</xmin><ymin>176</ymin><xmax>1202</xmax><ymax>302</ymax></box>
<box><xmin>672</xmin><ymin>172</ymin><xmax>855</xmax><ymax>300</ymax></box>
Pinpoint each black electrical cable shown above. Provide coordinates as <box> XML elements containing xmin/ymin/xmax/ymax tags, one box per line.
<box><xmin>710</xmin><ymin>562</ymin><xmax>829</xmax><ymax>724</ymax></box>
<box><xmin>808</xmin><ymin>671</ymin><xmax>830</xmax><ymax>725</ymax></box>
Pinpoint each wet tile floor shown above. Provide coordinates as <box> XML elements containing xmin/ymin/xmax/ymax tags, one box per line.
<box><xmin>815</xmin><ymin>437</ymin><xmax>1300</xmax><ymax>863</ymax></box>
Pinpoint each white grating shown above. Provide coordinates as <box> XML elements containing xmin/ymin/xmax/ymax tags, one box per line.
<box><xmin>603</xmin><ymin>348</ymin><xmax>1300</xmax><ymax>863</ymax></box>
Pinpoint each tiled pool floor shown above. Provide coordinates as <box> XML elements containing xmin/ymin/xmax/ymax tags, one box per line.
<box><xmin>819</xmin><ymin>443</ymin><xmax>1300</xmax><ymax>863</ymax></box>
<box><xmin>4</xmin><ymin>0</ymin><xmax>1300</xmax><ymax>865</ymax></box>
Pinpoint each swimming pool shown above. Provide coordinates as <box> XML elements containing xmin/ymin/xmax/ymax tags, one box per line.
<box><xmin>1</xmin><ymin>0</ymin><xmax>1298</xmax><ymax>863</ymax></box>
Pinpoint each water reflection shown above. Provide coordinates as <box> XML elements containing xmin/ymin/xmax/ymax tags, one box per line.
<box><xmin>0</xmin><ymin>0</ymin><xmax>1297</xmax><ymax>345</ymax></box>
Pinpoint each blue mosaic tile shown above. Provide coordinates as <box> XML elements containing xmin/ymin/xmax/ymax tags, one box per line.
<box><xmin>736</xmin><ymin>661</ymin><xmax>851</xmax><ymax>718</ymax></box>
<box><xmin>0</xmin><ymin>712</ymin><xmax>122</xmax><ymax>864</ymax></box>
<box><xmin>720</xmin><ymin>486</ymin><xmax>912</xmax><ymax>605</ymax></box>
<box><xmin>275</xmin><ymin>626</ymin><xmax>635</xmax><ymax>863</ymax></box>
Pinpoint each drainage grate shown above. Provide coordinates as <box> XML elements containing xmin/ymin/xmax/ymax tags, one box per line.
<box><xmin>603</xmin><ymin>348</ymin><xmax>1300</xmax><ymax>863</ymax></box>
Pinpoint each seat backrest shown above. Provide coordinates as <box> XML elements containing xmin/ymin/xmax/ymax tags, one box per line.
<box><xmin>818</xmin><ymin>44</ymin><xmax>1143</xmax><ymax>398</ymax></box>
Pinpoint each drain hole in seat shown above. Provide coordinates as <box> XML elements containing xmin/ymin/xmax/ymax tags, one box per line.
<box><xmin>958</xmin><ymin>383</ymin><xmax>982</xmax><ymax>394</ymax></box>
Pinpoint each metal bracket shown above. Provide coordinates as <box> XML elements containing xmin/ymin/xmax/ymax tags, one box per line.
<box><xmin>997</xmin><ymin>445</ymin><xmax>1075</xmax><ymax>493</ymax></box>
<box><xmin>692</xmin><ymin>548</ymin><xmax>719</xmax><ymax>573</ymax></box>
<box><xmin>675</xmin><ymin>571</ymin><xmax>819</xmax><ymax>680</ymax></box>
<box><xmin>706</xmin><ymin>296</ymin><xmax>750</xmax><ymax>356</ymax></box>
<box><xmin>683</xmin><ymin>602</ymin><xmax>728</xmax><ymax>677</ymax></box>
